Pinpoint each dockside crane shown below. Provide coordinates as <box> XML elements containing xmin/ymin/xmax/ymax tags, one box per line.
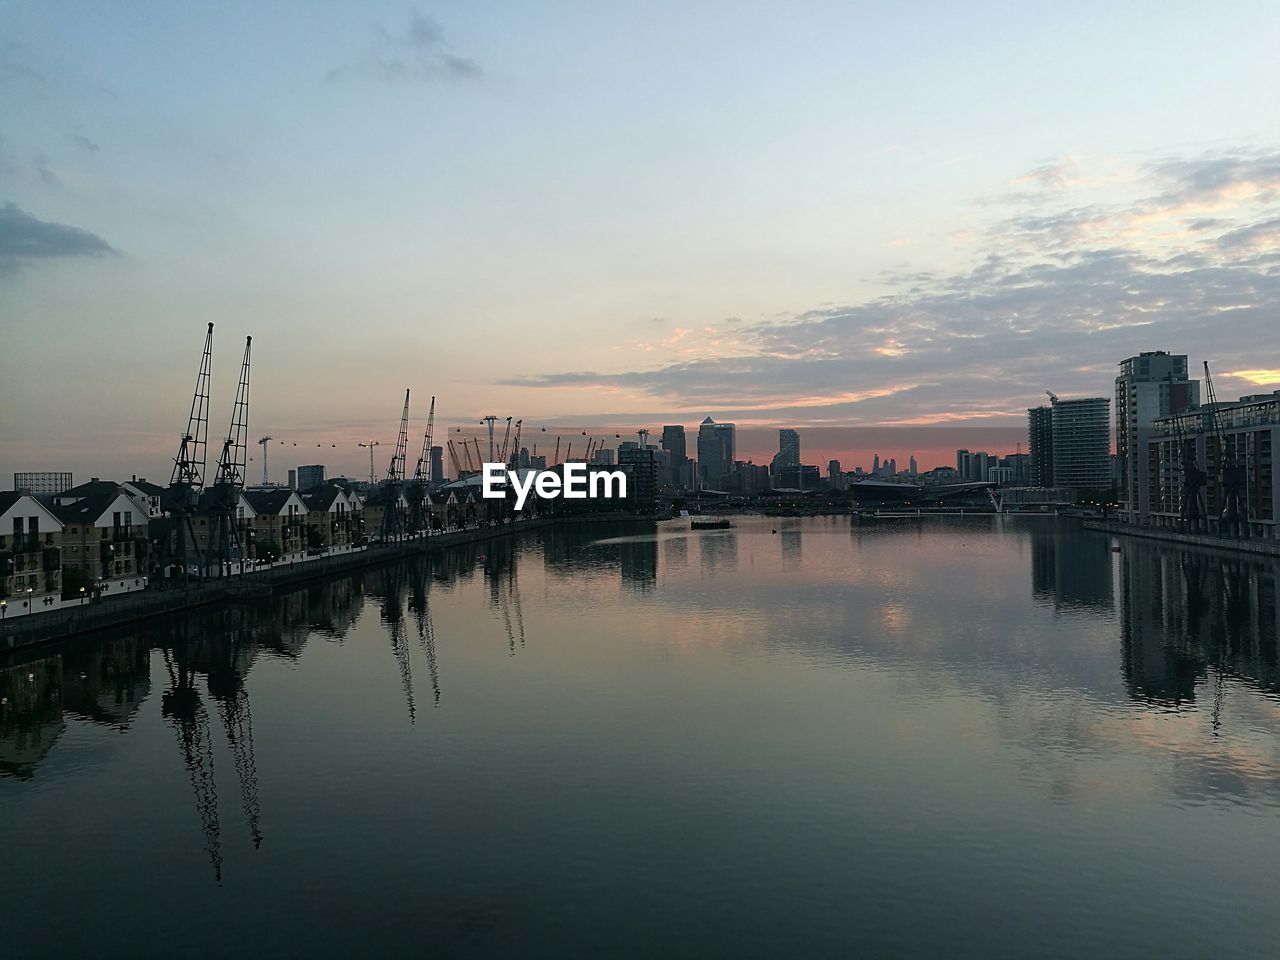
<box><xmin>409</xmin><ymin>396</ymin><xmax>437</xmax><ymax>536</ymax></box>
<box><xmin>1172</xmin><ymin>408</ymin><xmax>1206</xmax><ymax>530</ymax></box>
<box><xmin>207</xmin><ymin>336</ymin><xmax>253</xmax><ymax>576</ymax></box>
<box><xmin>164</xmin><ymin>323</ymin><xmax>214</xmax><ymax>584</ymax></box>
<box><xmin>379</xmin><ymin>390</ymin><xmax>411</xmax><ymax>543</ymax></box>
<box><xmin>1203</xmin><ymin>362</ymin><xmax>1248</xmax><ymax>537</ymax></box>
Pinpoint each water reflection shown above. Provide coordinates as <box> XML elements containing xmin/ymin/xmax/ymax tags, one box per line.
<box><xmin>1030</xmin><ymin>524</ymin><xmax>1115</xmax><ymax>613</ymax></box>
<box><xmin>1120</xmin><ymin>543</ymin><xmax>1280</xmax><ymax>708</ymax></box>
<box><xmin>2</xmin><ymin>518</ymin><xmax>1279</xmax><ymax>914</ymax></box>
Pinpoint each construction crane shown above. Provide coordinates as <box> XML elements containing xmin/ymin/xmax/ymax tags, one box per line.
<box><xmin>257</xmin><ymin>436</ymin><xmax>272</xmax><ymax>485</ymax></box>
<box><xmin>358</xmin><ymin>440</ymin><xmax>382</xmax><ymax>485</ymax></box>
<box><xmin>207</xmin><ymin>336</ymin><xmax>252</xmax><ymax>576</ymax></box>
<box><xmin>1203</xmin><ymin>362</ymin><xmax>1247</xmax><ymax>537</ymax></box>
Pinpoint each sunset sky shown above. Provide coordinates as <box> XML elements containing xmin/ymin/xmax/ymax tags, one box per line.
<box><xmin>2</xmin><ymin>1</ymin><xmax>1279</xmax><ymax>479</ymax></box>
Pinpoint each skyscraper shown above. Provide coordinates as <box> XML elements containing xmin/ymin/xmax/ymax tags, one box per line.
<box><xmin>1115</xmin><ymin>352</ymin><xmax>1198</xmax><ymax>520</ymax></box>
<box><xmin>696</xmin><ymin>417</ymin><xmax>735</xmax><ymax>488</ymax></box>
<box><xmin>661</xmin><ymin>425</ymin><xmax>688</xmax><ymax>488</ymax></box>
<box><xmin>431</xmin><ymin>445</ymin><xmax>445</xmax><ymax>483</ymax></box>
<box><xmin>771</xmin><ymin>428</ymin><xmax>800</xmax><ymax>486</ymax></box>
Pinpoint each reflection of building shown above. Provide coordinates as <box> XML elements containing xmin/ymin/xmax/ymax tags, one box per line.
<box><xmin>1029</xmin><ymin>527</ymin><xmax>1114</xmax><ymax>612</ymax></box>
<box><xmin>618</xmin><ymin>535</ymin><xmax>658</xmax><ymax>591</ymax></box>
<box><xmin>0</xmin><ymin>655</ymin><xmax>64</xmax><ymax>779</ymax></box>
<box><xmin>1119</xmin><ymin>543</ymin><xmax>1280</xmax><ymax>705</ymax></box>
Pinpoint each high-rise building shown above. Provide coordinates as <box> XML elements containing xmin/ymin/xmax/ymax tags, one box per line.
<box><xmin>618</xmin><ymin>447</ymin><xmax>657</xmax><ymax>508</ymax></box>
<box><xmin>696</xmin><ymin>417</ymin><xmax>735</xmax><ymax>488</ymax></box>
<box><xmin>1028</xmin><ymin>407</ymin><xmax>1054</xmax><ymax>486</ymax></box>
<box><xmin>1115</xmin><ymin>352</ymin><xmax>1199</xmax><ymax>520</ymax></box>
<box><xmin>661</xmin><ymin>425</ymin><xmax>688</xmax><ymax>487</ymax></box>
<box><xmin>771</xmin><ymin>429</ymin><xmax>801</xmax><ymax>486</ymax></box>
<box><xmin>1051</xmin><ymin>397</ymin><xmax>1111</xmax><ymax>490</ymax></box>
<box><xmin>908</xmin><ymin>456</ymin><xmax>917</xmax><ymax>476</ymax></box>
<box><xmin>297</xmin><ymin>464</ymin><xmax>326</xmax><ymax>490</ymax></box>
<box><xmin>431</xmin><ymin>445</ymin><xmax>445</xmax><ymax>483</ymax></box>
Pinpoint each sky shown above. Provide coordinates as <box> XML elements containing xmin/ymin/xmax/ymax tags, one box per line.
<box><xmin>2</xmin><ymin>1</ymin><xmax>1279</xmax><ymax>480</ymax></box>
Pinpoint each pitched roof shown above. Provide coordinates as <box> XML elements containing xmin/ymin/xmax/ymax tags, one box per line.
<box><xmin>243</xmin><ymin>489</ymin><xmax>300</xmax><ymax>515</ymax></box>
<box><xmin>300</xmin><ymin>485</ymin><xmax>343</xmax><ymax>510</ymax></box>
<box><xmin>52</xmin><ymin>489</ymin><xmax>136</xmax><ymax>525</ymax></box>
<box><xmin>124</xmin><ymin>478</ymin><xmax>166</xmax><ymax>496</ymax></box>
<box><xmin>56</xmin><ymin>479</ymin><xmax>123</xmax><ymax>502</ymax></box>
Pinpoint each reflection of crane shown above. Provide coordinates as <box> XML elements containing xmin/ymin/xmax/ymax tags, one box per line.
<box><xmin>1203</xmin><ymin>362</ymin><xmax>1247</xmax><ymax>537</ymax></box>
<box><xmin>162</xmin><ymin>644</ymin><xmax>223</xmax><ymax>882</ymax></box>
<box><xmin>410</xmin><ymin>572</ymin><xmax>441</xmax><ymax>706</ymax></box>
<box><xmin>379</xmin><ymin>568</ymin><xmax>416</xmax><ymax>722</ymax></box>
<box><xmin>208</xmin><ymin>651</ymin><xmax>263</xmax><ymax>850</ymax></box>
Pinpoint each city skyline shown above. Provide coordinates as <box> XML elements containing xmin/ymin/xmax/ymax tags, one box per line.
<box><xmin>3</xmin><ymin>3</ymin><xmax>1279</xmax><ymax>478</ymax></box>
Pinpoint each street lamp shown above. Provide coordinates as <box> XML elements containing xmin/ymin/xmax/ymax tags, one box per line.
<box><xmin>1</xmin><ymin>600</ymin><xmax>7</xmax><ymax>621</ymax></box>
<box><xmin>79</xmin><ymin>586</ymin><xmax>86</xmax><ymax>605</ymax></box>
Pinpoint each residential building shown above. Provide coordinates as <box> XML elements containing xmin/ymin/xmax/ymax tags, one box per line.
<box><xmin>618</xmin><ymin>448</ymin><xmax>658</xmax><ymax>508</ymax></box>
<box><xmin>0</xmin><ymin>492</ymin><xmax>63</xmax><ymax>610</ymax></box>
<box><xmin>1147</xmin><ymin>389</ymin><xmax>1280</xmax><ymax>539</ymax></box>
<box><xmin>244</xmin><ymin>489</ymin><xmax>308</xmax><ymax>557</ymax></box>
<box><xmin>300</xmin><ymin>484</ymin><xmax>354</xmax><ymax>551</ymax></box>
<box><xmin>1115</xmin><ymin>352</ymin><xmax>1199</xmax><ymax>521</ymax></box>
<box><xmin>1051</xmin><ymin>397</ymin><xmax>1112</xmax><ymax>490</ymax></box>
<box><xmin>52</xmin><ymin>488</ymin><xmax>150</xmax><ymax>585</ymax></box>
<box><xmin>1028</xmin><ymin>406</ymin><xmax>1055</xmax><ymax>486</ymax></box>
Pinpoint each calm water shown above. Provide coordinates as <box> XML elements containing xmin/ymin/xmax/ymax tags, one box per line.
<box><xmin>2</xmin><ymin>516</ymin><xmax>1279</xmax><ymax>958</ymax></box>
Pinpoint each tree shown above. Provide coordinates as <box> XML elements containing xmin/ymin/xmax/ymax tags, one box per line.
<box><xmin>257</xmin><ymin>539</ymin><xmax>282</xmax><ymax>563</ymax></box>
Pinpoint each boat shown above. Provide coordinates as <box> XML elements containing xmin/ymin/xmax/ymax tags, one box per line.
<box><xmin>691</xmin><ymin>518</ymin><xmax>732</xmax><ymax>530</ymax></box>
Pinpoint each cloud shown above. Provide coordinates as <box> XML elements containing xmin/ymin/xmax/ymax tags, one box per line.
<box><xmin>0</xmin><ymin>202</ymin><xmax>117</xmax><ymax>273</ymax></box>
<box><xmin>33</xmin><ymin>153</ymin><xmax>59</xmax><ymax>186</ymax></box>
<box><xmin>73</xmin><ymin>134</ymin><xmax>100</xmax><ymax>152</ymax></box>
<box><xmin>503</xmin><ymin>148</ymin><xmax>1280</xmax><ymax>426</ymax></box>
<box><xmin>327</xmin><ymin>11</ymin><xmax>483</xmax><ymax>85</ymax></box>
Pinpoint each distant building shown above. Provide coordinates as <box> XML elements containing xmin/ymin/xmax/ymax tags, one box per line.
<box><xmin>696</xmin><ymin>417</ymin><xmax>735</xmax><ymax>488</ymax></box>
<box><xmin>430</xmin><ymin>445</ymin><xmax>445</xmax><ymax>484</ymax></box>
<box><xmin>908</xmin><ymin>456</ymin><xmax>917</xmax><ymax>476</ymax></box>
<box><xmin>1115</xmin><ymin>352</ymin><xmax>1198</xmax><ymax>521</ymax></box>
<box><xmin>287</xmin><ymin>469</ymin><xmax>297</xmax><ymax>490</ymax></box>
<box><xmin>590</xmin><ymin>448</ymin><xmax>615</xmax><ymax>466</ymax></box>
<box><xmin>661</xmin><ymin>425</ymin><xmax>689</xmax><ymax>487</ymax></box>
<box><xmin>618</xmin><ymin>448</ymin><xmax>657</xmax><ymax>508</ymax></box>
<box><xmin>13</xmin><ymin>472</ymin><xmax>73</xmax><ymax>497</ymax></box>
<box><xmin>297</xmin><ymin>464</ymin><xmax>327</xmax><ymax>490</ymax></box>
